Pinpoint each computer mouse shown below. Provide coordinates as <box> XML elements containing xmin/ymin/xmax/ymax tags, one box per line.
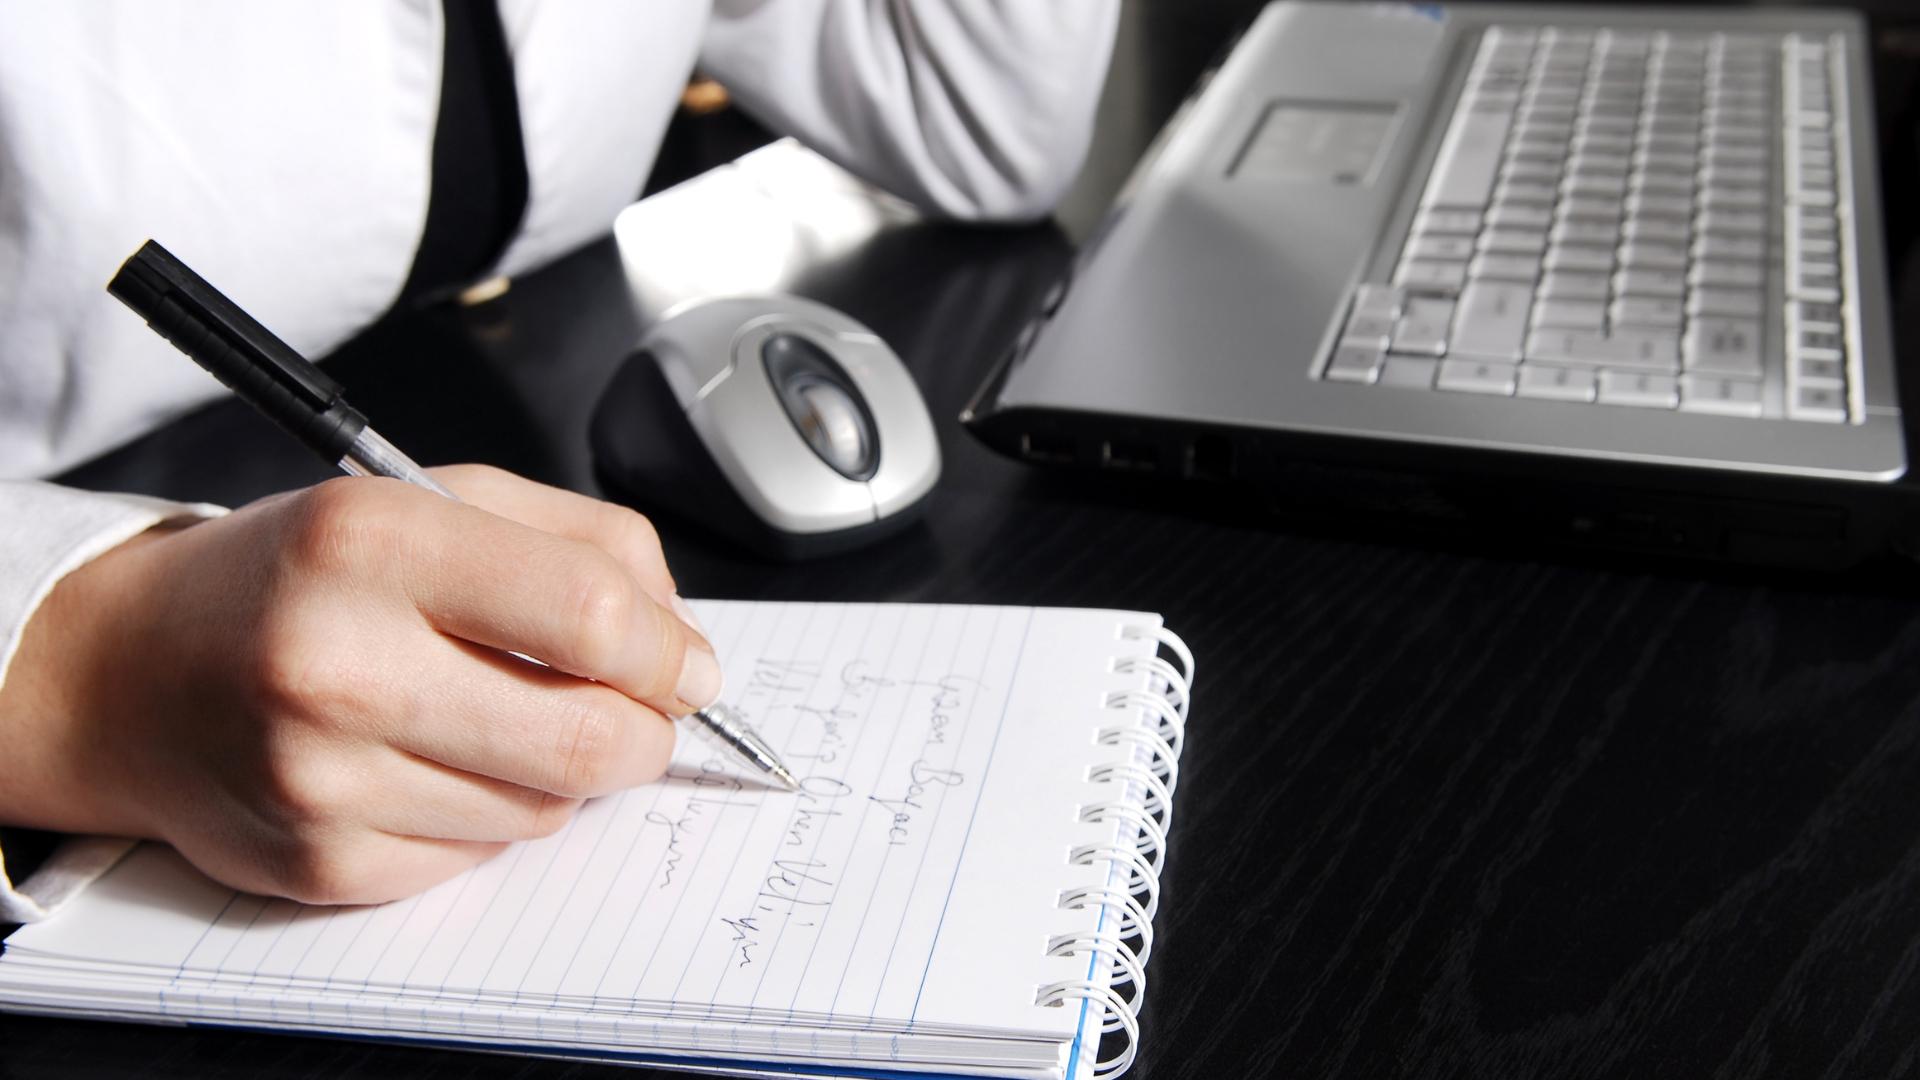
<box><xmin>589</xmin><ymin>294</ymin><xmax>941</xmax><ymax>560</ymax></box>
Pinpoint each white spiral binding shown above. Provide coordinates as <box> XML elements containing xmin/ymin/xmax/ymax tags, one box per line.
<box><xmin>1034</xmin><ymin>623</ymin><xmax>1191</xmax><ymax>1079</ymax></box>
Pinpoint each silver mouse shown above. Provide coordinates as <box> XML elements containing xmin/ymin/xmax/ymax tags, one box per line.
<box><xmin>590</xmin><ymin>294</ymin><xmax>942</xmax><ymax>560</ymax></box>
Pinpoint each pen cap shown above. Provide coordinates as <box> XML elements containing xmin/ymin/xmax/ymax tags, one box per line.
<box><xmin>108</xmin><ymin>240</ymin><xmax>368</xmax><ymax>461</ymax></box>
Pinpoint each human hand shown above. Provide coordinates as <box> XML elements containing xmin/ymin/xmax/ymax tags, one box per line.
<box><xmin>0</xmin><ymin>465</ymin><xmax>716</xmax><ymax>904</ymax></box>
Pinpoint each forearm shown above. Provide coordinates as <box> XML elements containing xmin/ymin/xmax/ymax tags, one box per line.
<box><xmin>701</xmin><ymin>0</ymin><xmax>1120</xmax><ymax>221</ymax></box>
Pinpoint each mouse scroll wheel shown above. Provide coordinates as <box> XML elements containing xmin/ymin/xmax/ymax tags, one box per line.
<box><xmin>791</xmin><ymin>377</ymin><xmax>872</xmax><ymax>476</ymax></box>
<box><xmin>763</xmin><ymin>332</ymin><xmax>880</xmax><ymax>481</ymax></box>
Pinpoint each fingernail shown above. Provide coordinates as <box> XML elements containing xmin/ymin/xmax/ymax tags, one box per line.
<box><xmin>669</xmin><ymin>593</ymin><xmax>709</xmax><ymax>641</ymax></box>
<box><xmin>676</xmin><ymin>635</ymin><xmax>724</xmax><ymax>711</ymax></box>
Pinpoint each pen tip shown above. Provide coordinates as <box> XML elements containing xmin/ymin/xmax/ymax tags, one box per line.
<box><xmin>772</xmin><ymin>765</ymin><xmax>801</xmax><ymax>792</ymax></box>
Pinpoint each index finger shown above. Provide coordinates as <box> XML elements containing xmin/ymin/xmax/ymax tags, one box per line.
<box><xmin>427</xmin><ymin>465</ymin><xmax>679</xmax><ymax>602</ymax></box>
<box><xmin>374</xmin><ymin>484</ymin><xmax>724</xmax><ymax>715</ymax></box>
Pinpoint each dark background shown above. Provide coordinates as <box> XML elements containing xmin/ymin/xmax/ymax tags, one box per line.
<box><xmin>12</xmin><ymin>2</ymin><xmax>1920</xmax><ymax>1078</ymax></box>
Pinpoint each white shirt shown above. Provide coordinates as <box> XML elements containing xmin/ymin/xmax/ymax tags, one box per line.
<box><xmin>0</xmin><ymin>0</ymin><xmax>1117</xmax><ymax>920</ymax></box>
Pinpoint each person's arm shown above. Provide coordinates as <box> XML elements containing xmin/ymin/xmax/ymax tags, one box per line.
<box><xmin>699</xmin><ymin>0</ymin><xmax>1120</xmax><ymax>222</ymax></box>
<box><xmin>0</xmin><ymin>467</ymin><xmax>717</xmax><ymax>913</ymax></box>
<box><xmin>0</xmin><ymin>481</ymin><xmax>227</xmax><ymax>920</ymax></box>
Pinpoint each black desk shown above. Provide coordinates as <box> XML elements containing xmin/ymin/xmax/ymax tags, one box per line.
<box><xmin>15</xmin><ymin>4</ymin><xmax>1920</xmax><ymax>1077</ymax></box>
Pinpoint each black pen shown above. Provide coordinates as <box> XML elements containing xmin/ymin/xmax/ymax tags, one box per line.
<box><xmin>107</xmin><ymin>239</ymin><xmax>799</xmax><ymax>792</ymax></box>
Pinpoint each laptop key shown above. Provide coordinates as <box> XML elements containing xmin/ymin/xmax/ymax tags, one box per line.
<box><xmin>1793</xmin><ymin>231</ymin><xmax>1839</xmax><ymax>259</ymax></box>
<box><xmin>1628</xmin><ymin>171</ymin><xmax>1694</xmax><ymax>197</ymax></box>
<box><xmin>1789</xmin><ymin>258</ymin><xmax>1842</xmax><ymax>303</ymax></box>
<box><xmin>1790</xmin><ymin>323</ymin><xmax>1844</xmax><ymax>361</ymax></box>
<box><xmin>1792</xmin><ymin>185</ymin><xmax>1837</xmax><ymax>209</ymax></box>
<box><xmin>1468</xmin><ymin>253</ymin><xmax>1541</xmax><ymax>282</ymax></box>
<box><xmin>1496</xmin><ymin>178</ymin><xmax>1560</xmax><ymax>206</ymax></box>
<box><xmin>1604</xmin><ymin>329</ymin><xmax>1683</xmax><ymax>371</ymax></box>
<box><xmin>1539</xmin><ymin>271</ymin><xmax>1611</xmax><ymax>302</ymax></box>
<box><xmin>1436</xmin><ymin>358</ymin><xmax>1518</xmax><ymax>395</ymax></box>
<box><xmin>1408</xmin><ymin>236</ymin><xmax>1476</xmax><ymax>261</ymax></box>
<box><xmin>1325</xmin><ymin>342</ymin><xmax>1384</xmax><ymax>383</ymax></box>
<box><xmin>1632</xmin><ymin>148</ymin><xmax>1698</xmax><ymax>172</ymax></box>
<box><xmin>1423</xmin><ymin>107</ymin><xmax>1513</xmax><ymax>210</ymax></box>
<box><xmin>1478</xmin><ymin>227</ymin><xmax>1548</xmax><ymax>255</ymax></box>
<box><xmin>1517</xmin><ymin>363</ymin><xmax>1598</xmax><ymax>402</ymax></box>
<box><xmin>1792</xmin><ymin>141</ymin><xmax>1835</xmax><ymax>168</ymax></box>
<box><xmin>1395</xmin><ymin>259</ymin><xmax>1468</xmax><ymax>295</ymax></box>
<box><xmin>1798</xmin><ymin>354</ymin><xmax>1845</xmax><ymax>382</ymax></box>
<box><xmin>1703</xmin><ymin>144</ymin><xmax>1767</xmax><ymax>168</ymax></box>
<box><xmin>1392</xmin><ymin>296</ymin><xmax>1456</xmax><ymax>355</ymax></box>
<box><xmin>1610</xmin><ymin>296</ymin><xmax>1684</xmax><ymax>330</ymax></box>
<box><xmin>1689</xmin><ymin>260</ymin><xmax>1765</xmax><ymax>289</ymax></box>
<box><xmin>1699</xmin><ymin>187</ymin><xmax>1767</xmax><ymax>213</ymax></box>
<box><xmin>1598</xmin><ymin>369</ymin><xmax>1680</xmax><ymax>408</ymax></box>
<box><xmin>1697</xmin><ymin>209</ymin><xmax>1767</xmax><ymax>237</ymax></box>
<box><xmin>1487</xmin><ymin>205</ymin><xmax>1554</xmax><ymax>231</ymax></box>
<box><xmin>1692</xmin><ymin>235</ymin><xmax>1765</xmax><ymax>262</ymax></box>
<box><xmin>1526</xmin><ymin>328</ymin><xmax>1679</xmax><ymax>371</ymax></box>
<box><xmin>1562</xmin><ymin>174</ymin><xmax>1627</xmax><ymax>200</ymax></box>
<box><xmin>1679</xmin><ymin>373</ymin><xmax>1764</xmax><ymax>416</ymax></box>
<box><xmin>1618</xmin><ymin>243</ymin><xmax>1688</xmax><ymax>272</ymax></box>
<box><xmin>1414</xmin><ymin>209</ymin><xmax>1484</xmax><ymax>236</ymax></box>
<box><xmin>1789</xmin><ymin>205</ymin><xmax>1837</xmax><ymax>238</ymax></box>
<box><xmin>1340</xmin><ymin>311</ymin><xmax>1396</xmax><ymax>349</ymax></box>
<box><xmin>1352</xmin><ymin>284</ymin><xmax>1406</xmax><ymax>319</ymax></box>
<box><xmin>1532</xmin><ymin>298</ymin><xmax>1606</xmax><ymax>330</ymax></box>
<box><xmin>1686</xmin><ymin>288</ymin><xmax>1763</xmax><ymax>319</ymax></box>
<box><xmin>1623</xmin><ymin>218</ymin><xmax>1691</xmax><ymax>244</ymax></box>
<box><xmin>1549</xmin><ymin>220</ymin><xmax>1621</xmax><ymax>248</ymax></box>
<box><xmin>1788</xmin><ymin>383</ymin><xmax>1847</xmax><ymax>422</ymax></box>
<box><xmin>1502</xmin><ymin>158</ymin><xmax>1562</xmax><ymax>184</ymax></box>
<box><xmin>1625</xmin><ymin>191</ymin><xmax>1692</xmax><ymax>219</ymax></box>
<box><xmin>1509</xmin><ymin>136</ymin><xmax>1569</xmax><ymax>163</ymax></box>
<box><xmin>1544</xmin><ymin>245</ymin><xmax>1614</xmax><ymax>273</ymax></box>
<box><xmin>1451</xmin><ymin>281</ymin><xmax>1534</xmax><ymax>361</ymax></box>
<box><xmin>1615</xmin><ymin>268</ymin><xmax>1687</xmax><ymax>299</ymax></box>
<box><xmin>1682</xmin><ymin>317</ymin><xmax>1762</xmax><ymax>375</ymax></box>
<box><xmin>1789</xmin><ymin>298</ymin><xmax>1842</xmax><ymax>331</ymax></box>
<box><xmin>1377</xmin><ymin>355</ymin><xmax>1440</xmax><ymax>389</ymax></box>
<box><xmin>1699</xmin><ymin>163</ymin><xmax>1767</xmax><ymax>188</ymax></box>
<box><xmin>1797</xmin><ymin>166</ymin><xmax>1837</xmax><ymax>194</ymax></box>
<box><xmin>1559</xmin><ymin>195</ymin><xmax>1626</xmax><ymax>221</ymax></box>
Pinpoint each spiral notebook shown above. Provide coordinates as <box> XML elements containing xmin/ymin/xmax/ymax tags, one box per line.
<box><xmin>0</xmin><ymin>601</ymin><xmax>1191</xmax><ymax>1080</ymax></box>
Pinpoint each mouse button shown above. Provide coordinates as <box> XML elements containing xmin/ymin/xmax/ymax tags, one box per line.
<box><xmin>643</xmin><ymin>308</ymin><xmax>742</xmax><ymax>406</ymax></box>
<box><xmin>693</xmin><ymin>371</ymin><xmax>879</xmax><ymax>532</ymax></box>
<box><xmin>865</xmin><ymin>406</ymin><xmax>941</xmax><ymax>516</ymax></box>
<box><xmin>647</xmin><ymin>340</ymin><xmax>723</xmax><ymax>409</ymax></box>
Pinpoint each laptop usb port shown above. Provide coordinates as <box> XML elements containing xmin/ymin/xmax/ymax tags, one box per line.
<box><xmin>1187</xmin><ymin>436</ymin><xmax>1233</xmax><ymax>481</ymax></box>
<box><xmin>1020</xmin><ymin>432</ymin><xmax>1076</xmax><ymax>465</ymax></box>
<box><xmin>1101</xmin><ymin>439</ymin><xmax>1159</xmax><ymax>472</ymax></box>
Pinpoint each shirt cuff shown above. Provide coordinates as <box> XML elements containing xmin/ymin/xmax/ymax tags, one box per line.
<box><xmin>0</xmin><ymin>481</ymin><xmax>227</xmax><ymax>922</ymax></box>
<box><xmin>0</xmin><ymin>837</ymin><xmax>139</xmax><ymax>923</ymax></box>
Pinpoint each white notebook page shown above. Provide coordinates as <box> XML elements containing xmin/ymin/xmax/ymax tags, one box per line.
<box><xmin>7</xmin><ymin>602</ymin><xmax>1155</xmax><ymax>1045</ymax></box>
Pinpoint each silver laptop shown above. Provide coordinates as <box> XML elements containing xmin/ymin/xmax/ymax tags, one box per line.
<box><xmin>965</xmin><ymin>2</ymin><xmax>1911</xmax><ymax>565</ymax></box>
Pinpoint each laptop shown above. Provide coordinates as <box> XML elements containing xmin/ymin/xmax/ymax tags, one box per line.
<box><xmin>963</xmin><ymin>1</ymin><xmax>1919</xmax><ymax>569</ymax></box>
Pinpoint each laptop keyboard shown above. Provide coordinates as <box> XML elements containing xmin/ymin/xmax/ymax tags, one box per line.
<box><xmin>1325</xmin><ymin>27</ymin><xmax>1857</xmax><ymax>423</ymax></box>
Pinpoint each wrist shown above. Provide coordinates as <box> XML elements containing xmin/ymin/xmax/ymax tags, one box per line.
<box><xmin>0</xmin><ymin>524</ymin><xmax>183</xmax><ymax>837</ymax></box>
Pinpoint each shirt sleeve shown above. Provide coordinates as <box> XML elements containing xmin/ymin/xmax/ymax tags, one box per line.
<box><xmin>0</xmin><ymin>480</ymin><xmax>226</xmax><ymax>922</ymax></box>
<box><xmin>698</xmin><ymin>0</ymin><xmax>1120</xmax><ymax>222</ymax></box>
